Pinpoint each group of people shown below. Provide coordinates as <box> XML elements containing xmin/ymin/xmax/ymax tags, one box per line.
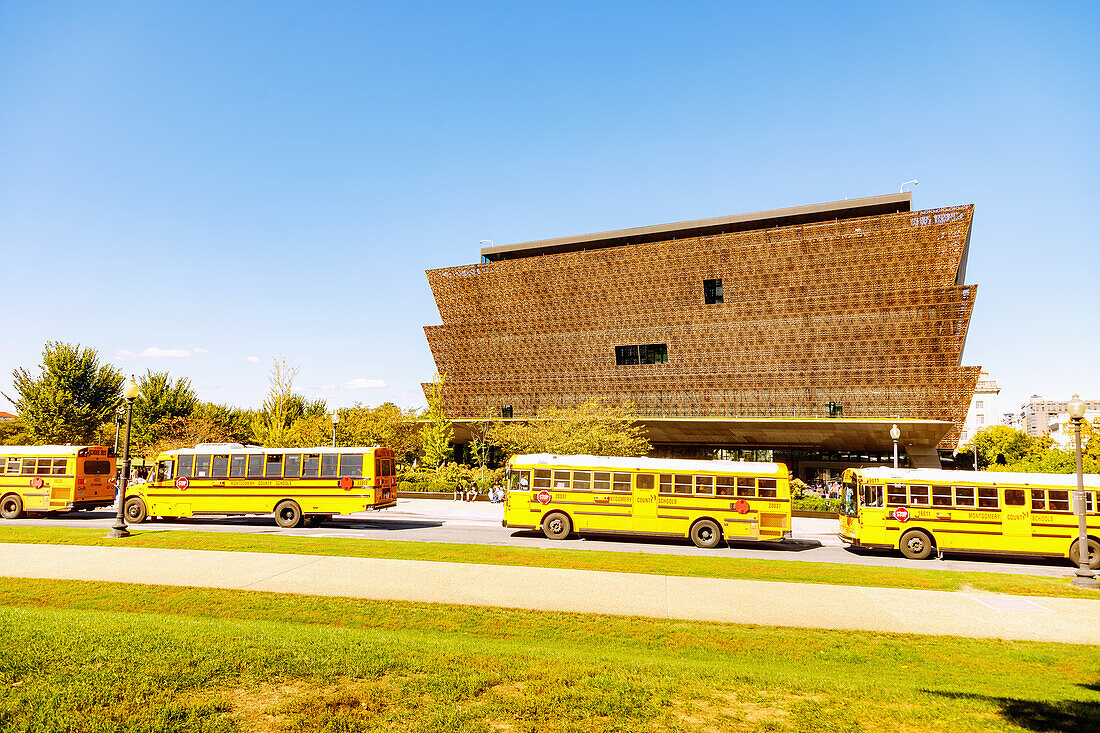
<box><xmin>453</xmin><ymin>482</ymin><xmax>507</xmax><ymax>503</ymax></box>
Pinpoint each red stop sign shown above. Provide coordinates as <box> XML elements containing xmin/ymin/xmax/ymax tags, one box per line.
<box><xmin>176</xmin><ymin>476</ymin><xmax>189</xmax><ymax>490</ymax></box>
<box><xmin>894</xmin><ymin>506</ymin><xmax>910</xmax><ymax>523</ymax></box>
<box><xmin>536</xmin><ymin>490</ymin><xmax>552</xmax><ymax>505</ymax></box>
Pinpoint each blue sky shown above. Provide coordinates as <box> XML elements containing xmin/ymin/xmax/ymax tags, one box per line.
<box><xmin>1</xmin><ymin>1</ymin><xmax>1097</xmax><ymax>415</ymax></box>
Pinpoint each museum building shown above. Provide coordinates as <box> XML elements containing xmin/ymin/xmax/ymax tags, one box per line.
<box><xmin>423</xmin><ymin>192</ymin><xmax>981</xmax><ymax>480</ymax></box>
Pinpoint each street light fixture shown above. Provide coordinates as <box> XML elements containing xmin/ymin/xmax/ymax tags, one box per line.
<box><xmin>331</xmin><ymin>411</ymin><xmax>340</xmax><ymax>448</ymax></box>
<box><xmin>108</xmin><ymin>375</ymin><xmax>140</xmax><ymax>539</ymax></box>
<box><xmin>889</xmin><ymin>424</ymin><xmax>901</xmax><ymax>468</ymax></box>
<box><xmin>1067</xmin><ymin>395</ymin><xmax>1098</xmax><ymax>589</ymax></box>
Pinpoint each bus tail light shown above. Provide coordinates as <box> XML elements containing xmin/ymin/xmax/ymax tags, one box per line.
<box><xmin>76</xmin><ymin>478</ymin><xmax>85</xmax><ymax>486</ymax></box>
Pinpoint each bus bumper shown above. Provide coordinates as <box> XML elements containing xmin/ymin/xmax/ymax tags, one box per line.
<box><xmin>368</xmin><ymin>500</ymin><xmax>397</xmax><ymax>510</ymax></box>
<box><xmin>838</xmin><ymin>532</ymin><xmax>857</xmax><ymax>546</ymax></box>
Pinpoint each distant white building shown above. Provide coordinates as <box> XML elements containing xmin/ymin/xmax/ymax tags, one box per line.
<box><xmin>957</xmin><ymin>372</ymin><xmax>1001</xmax><ymax>448</ymax></box>
<box><xmin>1047</xmin><ymin>410</ymin><xmax>1100</xmax><ymax>450</ymax></box>
<box><xmin>1016</xmin><ymin>396</ymin><xmax>1100</xmax><ymax>438</ymax></box>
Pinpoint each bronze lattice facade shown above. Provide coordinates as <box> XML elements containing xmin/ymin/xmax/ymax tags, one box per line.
<box><xmin>424</xmin><ymin>194</ymin><xmax>981</xmax><ymax>449</ymax></box>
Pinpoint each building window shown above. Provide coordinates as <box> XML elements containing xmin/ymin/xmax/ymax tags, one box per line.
<box><xmin>501</xmin><ymin>405</ymin><xmax>513</xmax><ymax>419</ymax></box>
<box><xmin>703</xmin><ymin>278</ymin><xmax>723</xmax><ymax>304</ymax></box>
<box><xmin>615</xmin><ymin>345</ymin><xmax>639</xmax><ymax>365</ymax></box>
<box><xmin>825</xmin><ymin>402</ymin><xmax>843</xmax><ymax>418</ymax></box>
<box><xmin>977</xmin><ymin>415</ymin><xmax>984</xmax><ymax>425</ymax></box>
<box><xmin>616</xmin><ymin>344</ymin><xmax>668</xmax><ymax>365</ymax></box>
<box><xmin>975</xmin><ymin>401</ymin><xmax>983</xmax><ymax>409</ymax></box>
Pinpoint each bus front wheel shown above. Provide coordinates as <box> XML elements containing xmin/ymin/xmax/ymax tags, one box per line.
<box><xmin>124</xmin><ymin>497</ymin><xmax>147</xmax><ymax>524</ymax></box>
<box><xmin>542</xmin><ymin>512</ymin><xmax>571</xmax><ymax>540</ymax></box>
<box><xmin>0</xmin><ymin>494</ymin><xmax>24</xmax><ymax>520</ymax></box>
<box><xmin>690</xmin><ymin>519</ymin><xmax>722</xmax><ymax>549</ymax></box>
<box><xmin>899</xmin><ymin>529</ymin><xmax>934</xmax><ymax>560</ymax></box>
<box><xmin>1069</xmin><ymin>538</ymin><xmax>1100</xmax><ymax>570</ymax></box>
<box><xmin>274</xmin><ymin>500</ymin><xmax>303</xmax><ymax>529</ymax></box>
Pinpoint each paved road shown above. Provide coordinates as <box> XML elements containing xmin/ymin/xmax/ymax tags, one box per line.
<box><xmin>6</xmin><ymin>498</ymin><xmax>1081</xmax><ymax>579</ymax></box>
<box><xmin>2</xmin><ymin>542</ymin><xmax>1097</xmax><ymax>643</ymax></box>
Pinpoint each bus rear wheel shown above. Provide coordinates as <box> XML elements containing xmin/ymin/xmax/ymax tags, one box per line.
<box><xmin>0</xmin><ymin>494</ymin><xmax>24</xmax><ymax>520</ymax></box>
<box><xmin>542</xmin><ymin>512</ymin><xmax>571</xmax><ymax>540</ymax></box>
<box><xmin>690</xmin><ymin>519</ymin><xmax>722</xmax><ymax>549</ymax></box>
<box><xmin>124</xmin><ymin>497</ymin><xmax>147</xmax><ymax>524</ymax></box>
<box><xmin>1069</xmin><ymin>538</ymin><xmax>1100</xmax><ymax>570</ymax></box>
<box><xmin>274</xmin><ymin>500</ymin><xmax>303</xmax><ymax>529</ymax></box>
<box><xmin>899</xmin><ymin>529</ymin><xmax>934</xmax><ymax>560</ymax></box>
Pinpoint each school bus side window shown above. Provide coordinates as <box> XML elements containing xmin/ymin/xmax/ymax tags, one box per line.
<box><xmin>247</xmin><ymin>454</ymin><xmax>264</xmax><ymax>477</ymax></box>
<box><xmin>230</xmin><ymin>455</ymin><xmax>247</xmax><ymax>478</ymax></box>
<box><xmin>340</xmin><ymin>454</ymin><xmax>363</xmax><ymax>478</ymax></box>
<box><xmin>52</xmin><ymin>458</ymin><xmax>68</xmax><ymax>475</ymax></box>
<box><xmin>659</xmin><ymin>474</ymin><xmax>673</xmax><ymax>494</ymax></box>
<box><xmin>758</xmin><ymin>478</ymin><xmax>778</xmax><ymax>498</ymax></box>
<box><xmin>195</xmin><ymin>455</ymin><xmax>212</xmax><ymax>478</ymax></box>
<box><xmin>158</xmin><ymin>461</ymin><xmax>174</xmax><ymax>482</ymax></box>
<box><xmin>5</xmin><ymin>457</ymin><xmax>17</xmax><ymax>474</ymax></box>
<box><xmin>573</xmin><ymin>471</ymin><xmax>591</xmax><ymax>490</ymax></box>
<box><xmin>552</xmin><ymin>470</ymin><xmax>570</xmax><ymax>489</ymax></box>
<box><xmin>592</xmin><ymin>471</ymin><xmax>610</xmax><ymax>491</ymax></box>
<box><xmin>977</xmin><ymin>487</ymin><xmax>998</xmax><ymax>509</ymax></box>
<box><xmin>695</xmin><ymin>475</ymin><xmax>715</xmax><ymax>495</ymax></box>
<box><xmin>1048</xmin><ymin>490</ymin><xmax>1070</xmax><ymax>511</ymax></box>
<box><xmin>284</xmin><ymin>454</ymin><xmax>301</xmax><ymax>478</ymax></box>
<box><xmin>612</xmin><ymin>472</ymin><xmax>631</xmax><ymax>492</ymax></box>
<box><xmin>320</xmin><ymin>454</ymin><xmax>339</xmax><ymax>478</ymax></box>
<box><xmin>954</xmin><ymin>486</ymin><xmax>976</xmax><ymax>508</ymax></box>
<box><xmin>176</xmin><ymin>455</ymin><xmax>194</xmax><ymax>478</ymax></box>
<box><xmin>533</xmin><ymin>470</ymin><xmax>551</xmax><ymax>489</ymax></box>
<box><xmin>736</xmin><ymin>477</ymin><xmax>756</xmax><ymax>497</ymax></box>
<box><xmin>716</xmin><ymin>476</ymin><xmax>736</xmax><ymax>496</ymax></box>
<box><xmin>1031</xmin><ymin>489</ymin><xmax>1046</xmax><ymax>510</ymax></box>
<box><xmin>265</xmin><ymin>454</ymin><xmax>283</xmax><ymax>477</ymax></box>
<box><xmin>886</xmin><ymin>484</ymin><xmax>907</xmax><ymax>506</ymax></box>
<box><xmin>909</xmin><ymin>485</ymin><xmax>930</xmax><ymax>505</ymax></box>
<box><xmin>932</xmin><ymin>485</ymin><xmax>952</xmax><ymax>506</ymax></box>
<box><xmin>211</xmin><ymin>455</ymin><xmax>229</xmax><ymax>478</ymax></box>
<box><xmin>1004</xmin><ymin>489</ymin><xmax>1026</xmax><ymax>506</ymax></box>
<box><xmin>674</xmin><ymin>474</ymin><xmax>692</xmax><ymax>495</ymax></box>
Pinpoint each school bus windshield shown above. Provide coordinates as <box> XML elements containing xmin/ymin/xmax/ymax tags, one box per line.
<box><xmin>842</xmin><ymin>477</ymin><xmax>858</xmax><ymax>516</ymax></box>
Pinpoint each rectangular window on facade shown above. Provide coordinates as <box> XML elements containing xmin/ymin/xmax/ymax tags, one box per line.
<box><xmin>977</xmin><ymin>415</ymin><xmax>984</xmax><ymax>425</ymax></box>
<box><xmin>533</xmin><ymin>470</ymin><xmax>551</xmax><ymax>489</ymax></box>
<box><xmin>230</xmin><ymin>454</ymin><xmax>247</xmax><ymax>478</ymax></box>
<box><xmin>552</xmin><ymin>470</ymin><xmax>570</xmax><ymax>489</ymax></box>
<box><xmin>572</xmin><ymin>471</ymin><xmax>591</xmax><ymax>490</ymax></box>
<box><xmin>932</xmin><ymin>485</ymin><xmax>952</xmax><ymax>507</ymax></box>
<box><xmin>1004</xmin><ymin>489</ymin><xmax>1026</xmax><ymax>506</ymax></box>
<box><xmin>211</xmin><ymin>455</ymin><xmax>229</xmax><ymax>478</ymax></box>
<box><xmin>1048</xmin><ymin>490</ymin><xmax>1070</xmax><ymax>511</ymax></box>
<box><xmin>955</xmin><ymin>486</ymin><xmax>976</xmax><ymax>508</ymax></box>
<box><xmin>976</xmin><ymin>401</ymin><xmax>984</xmax><ymax>409</ymax></box>
<box><xmin>340</xmin><ymin>454</ymin><xmax>363</xmax><ymax>478</ymax></box>
<box><xmin>612</xmin><ymin>472</ymin><xmax>631</xmax><ymax>492</ymax></box>
<box><xmin>909</xmin><ymin>485</ymin><xmax>930</xmax><ymax>505</ymax></box>
<box><xmin>695</xmin><ymin>476</ymin><xmax>715</xmax><ymax>495</ymax></box>
<box><xmin>265</xmin><ymin>454</ymin><xmax>283</xmax><ymax>478</ymax></box>
<box><xmin>593</xmin><ymin>471</ymin><xmax>611</xmax><ymax>491</ymax></box>
<box><xmin>501</xmin><ymin>405</ymin><xmax>513</xmax><ymax>419</ymax></box>
<box><xmin>320</xmin><ymin>454</ymin><xmax>339</xmax><ymax>477</ymax></box>
<box><xmin>673</xmin><ymin>474</ymin><xmax>693</xmax><ymax>494</ymax></box>
<box><xmin>758</xmin><ymin>478</ymin><xmax>778</xmax><ymax>498</ymax></box>
<box><xmin>716</xmin><ymin>476</ymin><xmax>736</xmax><ymax>495</ymax></box>
<box><xmin>247</xmin><ymin>455</ymin><xmax>264</xmax><ymax>477</ymax></box>
<box><xmin>1031</xmin><ymin>489</ymin><xmax>1046</xmax><ymax>511</ymax></box>
<box><xmin>978</xmin><ymin>487</ymin><xmax>999</xmax><ymax>509</ymax></box>
<box><xmin>176</xmin><ymin>455</ymin><xmax>194</xmax><ymax>478</ymax></box>
<box><xmin>615</xmin><ymin>345</ymin><xmax>639</xmax><ymax>365</ymax></box>
<box><xmin>887</xmin><ymin>484</ymin><xmax>907</xmax><ymax>506</ymax></box>
<box><xmin>194</xmin><ymin>455</ymin><xmax>212</xmax><ymax>478</ymax></box>
<box><xmin>284</xmin><ymin>454</ymin><xmax>301</xmax><ymax>478</ymax></box>
<box><xmin>640</xmin><ymin>344</ymin><xmax>668</xmax><ymax>364</ymax></box>
<box><xmin>703</xmin><ymin>278</ymin><xmax>723</xmax><ymax>304</ymax></box>
<box><xmin>302</xmin><ymin>454</ymin><xmax>320</xmax><ymax>478</ymax></box>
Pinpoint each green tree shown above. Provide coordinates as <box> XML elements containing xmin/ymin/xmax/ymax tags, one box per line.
<box><xmin>250</xmin><ymin>359</ymin><xmax>328</xmax><ymax>448</ymax></box>
<box><xmin>964</xmin><ymin>425</ymin><xmax>1038</xmax><ymax>468</ymax></box>
<box><xmin>131</xmin><ymin>370</ymin><xmax>199</xmax><ymax>453</ymax></box>
<box><xmin>0</xmin><ymin>415</ymin><xmax>31</xmax><ymax>445</ymax></box>
<box><xmin>488</xmin><ymin>399</ymin><xmax>650</xmax><ymax>458</ymax></box>
<box><xmin>419</xmin><ymin>373</ymin><xmax>453</xmax><ymax>467</ymax></box>
<box><xmin>4</xmin><ymin>342</ymin><xmax>123</xmax><ymax>444</ymax></box>
<box><xmin>338</xmin><ymin>402</ymin><xmax>422</xmax><ymax>465</ymax></box>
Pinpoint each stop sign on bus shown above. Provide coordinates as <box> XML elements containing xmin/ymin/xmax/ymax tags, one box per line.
<box><xmin>536</xmin><ymin>490</ymin><xmax>552</xmax><ymax>505</ymax></box>
<box><xmin>893</xmin><ymin>506</ymin><xmax>910</xmax><ymax>523</ymax></box>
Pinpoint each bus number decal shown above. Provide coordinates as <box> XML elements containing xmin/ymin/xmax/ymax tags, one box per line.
<box><xmin>536</xmin><ymin>490</ymin><xmax>552</xmax><ymax>505</ymax></box>
<box><xmin>176</xmin><ymin>477</ymin><xmax>189</xmax><ymax>490</ymax></box>
<box><xmin>893</xmin><ymin>506</ymin><xmax>910</xmax><ymax>523</ymax></box>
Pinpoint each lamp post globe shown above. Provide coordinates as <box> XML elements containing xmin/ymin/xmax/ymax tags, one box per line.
<box><xmin>1067</xmin><ymin>395</ymin><xmax>1098</xmax><ymax>588</ymax></box>
<box><xmin>108</xmin><ymin>375</ymin><xmax>140</xmax><ymax>539</ymax></box>
<box><xmin>331</xmin><ymin>412</ymin><xmax>340</xmax><ymax>448</ymax></box>
<box><xmin>889</xmin><ymin>424</ymin><xmax>901</xmax><ymax>468</ymax></box>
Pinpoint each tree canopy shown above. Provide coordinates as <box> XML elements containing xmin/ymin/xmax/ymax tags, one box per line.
<box><xmin>488</xmin><ymin>399</ymin><xmax>650</xmax><ymax>458</ymax></box>
<box><xmin>4</xmin><ymin>342</ymin><xmax>123</xmax><ymax>444</ymax></box>
<box><xmin>419</xmin><ymin>373</ymin><xmax>453</xmax><ymax>467</ymax></box>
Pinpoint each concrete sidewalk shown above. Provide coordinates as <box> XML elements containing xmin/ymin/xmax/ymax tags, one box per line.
<box><xmin>1</xmin><ymin>543</ymin><xmax>1098</xmax><ymax>644</ymax></box>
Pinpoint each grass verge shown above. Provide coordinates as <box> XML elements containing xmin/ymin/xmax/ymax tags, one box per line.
<box><xmin>0</xmin><ymin>525</ymin><xmax>1094</xmax><ymax>600</ymax></box>
<box><xmin>1</xmin><ymin>577</ymin><xmax>1098</xmax><ymax>732</ymax></box>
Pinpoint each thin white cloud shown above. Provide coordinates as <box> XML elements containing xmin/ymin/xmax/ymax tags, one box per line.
<box><xmin>247</xmin><ymin>356</ymin><xmax>260</xmax><ymax>363</ymax></box>
<box><xmin>342</xmin><ymin>378</ymin><xmax>387</xmax><ymax>389</ymax></box>
<box><xmin>193</xmin><ymin>347</ymin><xmax>210</xmax><ymax>354</ymax></box>
<box><xmin>115</xmin><ymin>346</ymin><xmax>200</xmax><ymax>360</ymax></box>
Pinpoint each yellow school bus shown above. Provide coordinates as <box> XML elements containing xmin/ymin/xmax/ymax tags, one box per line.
<box><xmin>0</xmin><ymin>445</ymin><xmax>116</xmax><ymax>518</ymax></box>
<box><xmin>839</xmin><ymin>467</ymin><xmax>1100</xmax><ymax>567</ymax></box>
<box><xmin>123</xmin><ymin>443</ymin><xmax>397</xmax><ymax>528</ymax></box>
<box><xmin>503</xmin><ymin>454</ymin><xmax>791</xmax><ymax>548</ymax></box>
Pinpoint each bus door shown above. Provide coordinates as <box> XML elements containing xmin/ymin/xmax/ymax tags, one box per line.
<box><xmin>632</xmin><ymin>473</ymin><xmax>658</xmax><ymax>531</ymax></box>
<box><xmin>859</xmin><ymin>482</ymin><xmax>885</xmax><ymax>539</ymax></box>
<box><xmin>1000</xmin><ymin>488</ymin><xmax>1031</xmax><ymax>548</ymax></box>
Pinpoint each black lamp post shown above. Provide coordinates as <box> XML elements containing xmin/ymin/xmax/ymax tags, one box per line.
<box><xmin>1067</xmin><ymin>395</ymin><xmax>1098</xmax><ymax>589</ymax></box>
<box><xmin>108</xmin><ymin>375</ymin><xmax>139</xmax><ymax>539</ymax></box>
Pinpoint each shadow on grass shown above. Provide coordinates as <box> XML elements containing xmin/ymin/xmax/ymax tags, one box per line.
<box><xmin>508</xmin><ymin>530</ymin><xmax>822</xmax><ymax>552</ymax></box>
<box><xmin>926</xmin><ymin>690</ymin><xmax>1100</xmax><ymax>731</ymax></box>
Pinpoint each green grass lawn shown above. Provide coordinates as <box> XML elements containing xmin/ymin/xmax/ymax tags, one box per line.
<box><xmin>1</xmin><ymin>525</ymin><xmax>1096</xmax><ymax>600</ymax></box>
<box><xmin>0</xmin><ymin>578</ymin><xmax>1097</xmax><ymax>732</ymax></box>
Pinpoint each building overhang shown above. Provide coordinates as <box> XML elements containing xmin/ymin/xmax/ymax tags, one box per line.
<box><xmin>446</xmin><ymin>416</ymin><xmax>953</xmax><ymax>452</ymax></box>
<box><xmin>480</xmin><ymin>192</ymin><xmax>912</xmax><ymax>262</ymax></box>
